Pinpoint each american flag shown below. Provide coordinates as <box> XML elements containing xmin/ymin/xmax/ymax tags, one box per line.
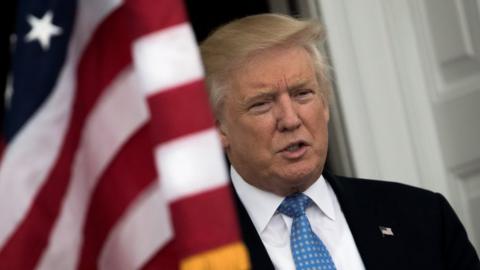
<box><xmin>0</xmin><ymin>0</ymin><xmax>249</xmax><ymax>269</ymax></box>
<box><xmin>379</xmin><ymin>226</ymin><xmax>394</xmax><ymax>237</ymax></box>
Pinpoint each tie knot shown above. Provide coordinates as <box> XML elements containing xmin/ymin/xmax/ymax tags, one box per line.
<box><xmin>277</xmin><ymin>193</ymin><xmax>312</xmax><ymax>218</ymax></box>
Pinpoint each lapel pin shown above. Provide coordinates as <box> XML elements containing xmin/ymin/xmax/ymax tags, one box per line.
<box><xmin>379</xmin><ymin>226</ymin><xmax>394</xmax><ymax>237</ymax></box>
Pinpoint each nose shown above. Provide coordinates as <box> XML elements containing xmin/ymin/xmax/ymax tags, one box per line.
<box><xmin>276</xmin><ymin>95</ymin><xmax>301</xmax><ymax>132</ymax></box>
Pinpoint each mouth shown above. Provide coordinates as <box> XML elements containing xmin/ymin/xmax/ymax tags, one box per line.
<box><xmin>284</xmin><ymin>141</ymin><xmax>307</xmax><ymax>152</ymax></box>
<box><xmin>278</xmin><ymin>140</ymin><xmax>309</xmax><ymax>159</ymax></box>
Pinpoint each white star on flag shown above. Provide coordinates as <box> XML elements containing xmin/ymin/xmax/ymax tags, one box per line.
<box><xmin>25</xmin><ymin>10</ymin><xmax>62</xmax><ymax>51</ymax></box>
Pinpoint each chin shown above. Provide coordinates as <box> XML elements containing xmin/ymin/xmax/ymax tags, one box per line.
<box><xmin>278</xmin><ymin>164</ymin><xmax>321</xmax><ymax>186</ymax></box>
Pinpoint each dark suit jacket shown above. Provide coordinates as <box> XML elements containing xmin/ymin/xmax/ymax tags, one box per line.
<box><xmin>234</xmin><ymin>171</ymin><xmax>480</xmax><ymax>270</ymax></box>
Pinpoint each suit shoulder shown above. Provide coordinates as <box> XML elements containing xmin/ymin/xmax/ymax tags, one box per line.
<box><xmin>326</xmin><ymin>173</ymin><xmax>480</xmax><ymax>268</ymax></box>
<box><xmin>330</xmin><ymin>173</ymin><xmax>442</xmax><ymax>204</ymax></box>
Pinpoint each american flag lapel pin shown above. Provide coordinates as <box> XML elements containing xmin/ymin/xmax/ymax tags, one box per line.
<box><xmin>379</xmin><ymin>226</ymin><xmax>394</xmax><ymax>237</ymax></box>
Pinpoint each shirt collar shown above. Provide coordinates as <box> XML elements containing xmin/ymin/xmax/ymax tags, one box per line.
<box><xmin>231</xmin><ymin>166</ymin><xmax>283</xmax><ymax>235</ymax></box>
<box><xmin>304</xmin><ymin>174</ymin><xmax>336</xmax><ymax>221</ymax></box>
<box><xmin>231</xmin><ymin>166</ymin><xmax>336</xmax><ymax>234</ymax></box>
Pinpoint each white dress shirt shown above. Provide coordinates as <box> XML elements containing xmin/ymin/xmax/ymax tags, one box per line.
<box><xmin>231</xmin><ymin>166</ymin><xmax>366</xmax><ymax>270</ymax></box>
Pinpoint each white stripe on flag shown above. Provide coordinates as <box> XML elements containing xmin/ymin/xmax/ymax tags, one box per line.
<box><xmin>0</xmin><ymin>61</ymin><xmax>74</xmax><ymax>249</ymax></box>
<box><xmin>156</xmin><ymin>128</ymin><xmax>229</xmax><ymax>202</ymax></box>
<box><xmin>133</xmin><ymin>23</ymin><xmax>204</xmax><ymax>95</ymax></box>
<box><xmin>99</xmin><ymin>181</ymin><xmax>172</xmax><ymax>270</ymax></box>
<box><xmin>37</xmin><ymin>68</ymin><xmax>148</xmax><ymax>270</ymax></box>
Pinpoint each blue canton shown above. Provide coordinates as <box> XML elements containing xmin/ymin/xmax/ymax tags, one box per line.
<box><xmin>5</xmin><ymin>0</ymin><xmax>76</xmax><ymax>141</ymax></box>
<box><xmin>277</xmin><ymin>193</ymin><xmax>336</xmax><ymax>270</ymax></box>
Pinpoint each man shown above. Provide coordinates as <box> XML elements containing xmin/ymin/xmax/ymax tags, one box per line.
<box><xmin>200</xmin><ymin>13</ymin><xmax>480</xmax><ymax>270</ymax></box>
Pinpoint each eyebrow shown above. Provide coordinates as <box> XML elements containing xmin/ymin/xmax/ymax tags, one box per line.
<box><xmin>242</xmin><ymin>90</ymin><xmax>276</xmax><ymax>107</ymax></box>
<box><xmin>241</xmin><ymin>79</ymin><xmax>312</xmax><ymax>105</ymax></box>
<box><xmin>286</xmin><ymin>80</ymin><xmax>310</xmax><ymax>91</ymax></box>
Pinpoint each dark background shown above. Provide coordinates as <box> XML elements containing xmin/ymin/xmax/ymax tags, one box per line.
<box><xmin>185</xmin><ymin>0</ymin><xmax>270</xmax><ymax>42</ymax></box>
<box><xmin>1</xmin><ymin>1</ymin><xmax>16</xmax><ymax>131</ymax></box>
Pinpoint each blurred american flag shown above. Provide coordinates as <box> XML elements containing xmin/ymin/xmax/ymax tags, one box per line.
<box><xmin>0</xmin><ymin>0</ymin><xmax>248</xmax><ymax>269</ymax></box>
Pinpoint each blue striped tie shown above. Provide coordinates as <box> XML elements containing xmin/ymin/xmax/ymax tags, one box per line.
<box><xmin>277</xmin><ymin>193</ymin><xmax>336</xmax><ymax>270</ymax></box>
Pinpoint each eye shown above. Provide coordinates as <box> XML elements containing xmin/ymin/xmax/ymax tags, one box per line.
<box><xmin>248</xmin><ymin>100</ymin><xmax>272</xmax><ymax>113</ymax></box>
<box><xmin>293</xmin><ymin>89</ymin><xmax>314</xmax><ymax>102</ymax></box>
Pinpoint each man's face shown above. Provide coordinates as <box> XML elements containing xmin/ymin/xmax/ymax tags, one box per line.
<box><xmin>219</xmin><ymin>46</ymin><xmax>330</xmax><ymax>196</ymax></box>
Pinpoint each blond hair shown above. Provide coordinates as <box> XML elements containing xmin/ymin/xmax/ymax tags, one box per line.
<box><xmin>200</xmin><ymin>13</ymin><xmax>331</xmax><ymax>119</ymax></box>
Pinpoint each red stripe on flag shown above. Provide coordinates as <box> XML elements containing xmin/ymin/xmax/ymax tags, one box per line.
<box><xmin>141</xmin><ymin>240</ymin><xmax>179</xmax><ymax>270</ymax></box>
<box><xmin>148</xmin><ymin>80</ymin><xmax>216</xmax><ymax>144</ymax></box>
<box><xmin>0</xmin><ymin>0</ymin><xmax>187</xmax><ymax>268</ymax></box>
<box><xmin>76</xmin><ymin>124</ymin><xmax>156</xmax><ymax>269</ymax></box>
<box><xmin>139</xmin><ymin>186</ymin><xmax>242</xmax><ymax>268</ymax></box>
<box><xmin>170</xmin><ymin>186</ymin><xmax>241</xmax><ymax>259</ymax></box>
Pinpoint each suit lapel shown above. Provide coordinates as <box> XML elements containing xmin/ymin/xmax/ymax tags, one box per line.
<box><xmin>324</xmin><ymin>172</ymin><xmax>406</xmax><ymax>270</ymax></box>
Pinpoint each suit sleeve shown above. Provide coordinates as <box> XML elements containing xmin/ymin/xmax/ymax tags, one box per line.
<box><xmin>437</xmin><ymin>193</ymin><xmax>480</xmax><ymax>270</ymax></box>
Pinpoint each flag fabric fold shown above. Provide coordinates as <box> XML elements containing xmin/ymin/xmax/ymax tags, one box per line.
<box><xmin>0</xmin><ymin>0</ymin><xmax>249</xmax><ymax>269</ymax></box>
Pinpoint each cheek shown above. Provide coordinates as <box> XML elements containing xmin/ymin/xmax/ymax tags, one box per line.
<box><xmin>239</xmin><ymin>118</ymin><xmax>277</xmax><ymax>155</ymax></box>
<box><xmin>231</xmin><ymin>119</ymin><xmax>264</xmax><ymax>146</ymax></box>
<box><xmin>245</xmin><ymin>125</ymin><xmax>270</xmax><ymax>148</ymax></box>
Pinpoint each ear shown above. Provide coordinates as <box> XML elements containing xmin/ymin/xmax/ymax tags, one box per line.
<box><xmin>320</xmin><ymin>95</ymin><xmax>330</xmax><ymax>123</ymax></box>
<box><xmin>216</xmin><ymin>119</ymin><xmax>230</xmax><ymax>149</ymax></box>
<box><xmin>323</xmin><ymin>104</ymin><xmax>330</xmax><ymax>123</ymax></box>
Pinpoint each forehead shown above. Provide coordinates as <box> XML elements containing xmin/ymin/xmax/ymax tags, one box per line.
<box><xmin>230</xmin><ymin>46</ymin><xmax>317</xmax><ymax>96</ymax></box>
